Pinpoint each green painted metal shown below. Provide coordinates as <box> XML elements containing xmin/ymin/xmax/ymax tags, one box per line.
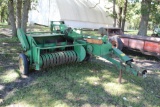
<box><xmin>17</xmin><ymin>29</ymin><xmax>29</xmax><ymax>51</ymax></box>
<box><xmin>105</xmin><ymin>55</ymin><xmax>138</xmax><ymax>76</ymax></box>
<box><xmin>51</xmin><ymin>53</ymin><xmax>56</xmax><ymax>65</ymax></box>
<box><xmin>112</xmin><ymin>48</ymin><xmax>132</xmax><ymax>63</ymax></box>
<box><xmin>86</xmin><ymin>45</ymin><xmax>93</xmax><ymax>54</ymax></box>
<box><xmin>87</xmin><ymin>42</ymin><xmax>112</xmax><ymax>56</ymax></box>
<box><xmin>17</xmin><ymin>21</ymin><xmax>146</xmax><ymax>76</ymax></box>
<box><xmin>74</xmin><ymin>42</ymin><xmax>86</xmax><ymax>62</ymax></box>
<box><xmin>65</xmin><ymin>51</ymin><xmax>70</xmax><ymax>63</ymax></box>
<box><xmin>39</xmin><ymin>51</ymin><xmax>77</xmax><ymax>68</ymax></box>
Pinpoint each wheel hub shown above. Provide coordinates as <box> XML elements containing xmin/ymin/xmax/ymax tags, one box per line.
<box><xmin>19</xmin><ymin>58</ymin><xmax>24</xmax><ymax>73</ymax></box>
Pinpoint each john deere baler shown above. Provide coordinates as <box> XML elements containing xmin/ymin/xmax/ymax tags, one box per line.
<box><xmin>17</xmin><ymin>21</ymin><xmax>147</xmax><ymax>77</ymax></box>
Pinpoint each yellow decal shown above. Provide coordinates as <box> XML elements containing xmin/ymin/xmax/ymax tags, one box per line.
<box><xmin>121</xmin><ymin>53</ymin><xmax>125</xmax><ymax>56</ymax></box>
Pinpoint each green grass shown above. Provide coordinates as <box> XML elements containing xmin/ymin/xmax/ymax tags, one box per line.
<box><xmin>83</xmin><ymin>29</ymin><xmax>153</xmax><ymax>37</ymax></box>
<box><xmin>125</xmin><ymin>30</ymin><xmax>153</xmax><ymax>36</ymax></box>
<box><xmin>0</xmin><ymin>35</ymin><xmax>19</xmax><ymax>43</ymax></box>
<box><xmin>1</xmin><ymin>62</ymin><xmax>160</xmax><ymax>107</ymax></box>
<box><xmin>82</xmin><ymin>30</ymin><xmax>100</xmax><ymax>36</ymax></box>
<box><xmin>0</xmin><ymin>27</ymin><xmax>160</xmax><ymax>107</ymax></box>
<box><xmin>0</xmin><ymin>23</ymin><xmax>9</xmax><ymax>28</ymax></box>
<box><xmin>28</xmin><ymin>24</ymin><xmax>50</xmax><ymax>32</ymax></box>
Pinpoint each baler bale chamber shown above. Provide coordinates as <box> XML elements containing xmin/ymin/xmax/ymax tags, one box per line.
<box><xmin>18</xmin><ymin>24</ymin><xmax>86</xmax><ymax>74</ymax></box>
<box><xmin>17</xmin><ymin>21</ymin><xmax>147</xmax><ymax>77</ymax></box>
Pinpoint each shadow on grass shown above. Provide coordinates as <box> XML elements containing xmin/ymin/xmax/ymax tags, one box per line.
<box><xmin>1</xmin><ymin>60</ymin><xmax>160</xmax><ymax>107</ymax></box>
<box><xmin>0</xmin><ymin>35</ymin><xmax>22</xmax><ymax>69</ymax></box>
<box><xmin>122</xmin><ymin>48</ymin><xmax>159</xmax><ymax>61</ymax></box>
<box><xmin>122</xmin><ymin>48</ymin><xmax>160</xmax><ymax>72</ymax></box>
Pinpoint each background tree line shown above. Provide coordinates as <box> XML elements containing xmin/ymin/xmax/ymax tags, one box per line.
<box><xmin>0</xmin><ymin>0</ymin><xmax>31</xmax><ymax>36</ymax></box>
<box><xmin>0</xmin><ymin>0</ymin><xmax>160</xmax><ymax>37</ymax></box>
<box><xmin>108</xmin><ymin>0</ymin><xmax>160</xmax><ymax>36</ymax></box>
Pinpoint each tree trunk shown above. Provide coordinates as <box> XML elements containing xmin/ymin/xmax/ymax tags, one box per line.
<box><xmin>8</xmin><ymin>0</ymin><xmax>17</xmax><ymax>36</ymax></box>
<box><xmin>117</xmin><ymin>7</ymin><xmax>122</xmax><ymax>28</ymax></box>
<box><xmin>113</xmin><ymin>0</ymin><xmax>116</xmax><ymax>27</ymax></box>
<box><xmin>121</xmin><ymin>0</ymin><xmax>128</xmax><ymax>31</ymax></box>
<box><xmin>16</xmin><ymin>0</ymin><xmax>22</xmax><ymax>28</ymax></box>
<box><xmin>7</xmin><ymin>13</ymin><xmax>10</xmax><ymax>25</ymax></box>
<box><xmin>138</xmin><ymin>0</ymin><xmax>152</xmax><ymax>36</ymax></box>
<box><xmin>0</xmin><ymin>9</ymin><xmax>3</xmax><ymax>23</ymax></box>
<box><xmin>21</xmin><ymin>0</ymin><xmax>31</xmax><ymax>33</ymax></box>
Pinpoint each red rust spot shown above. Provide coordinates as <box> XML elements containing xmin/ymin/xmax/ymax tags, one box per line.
<box><xmin>144</xmin><ymin>41</ymin><xmax>160</xmax><ymax>53</ymax></box>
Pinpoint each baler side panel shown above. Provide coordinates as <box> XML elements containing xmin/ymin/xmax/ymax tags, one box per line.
<box><xmin>17</xmin><ymin>29</ymin><xmax>30</xmax><ymax>51</ymax></box>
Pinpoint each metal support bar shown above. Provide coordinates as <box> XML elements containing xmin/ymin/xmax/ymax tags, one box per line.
<box><xmin>104</xmin><ymin>55</ymin><xmax>139</xmax><ymax>76</ymax></box>
<box><xmin>112</xmin><ymin>48</ymin><xmax>133</xmax><ymax>63</ymax></box>
<box><xmin>36</xmin><ymin>44</ymin><xmax>86</xmax><ymax>49</ymax></box>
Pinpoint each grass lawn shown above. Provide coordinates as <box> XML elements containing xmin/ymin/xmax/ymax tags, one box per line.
<box><xmin>125</xmin><ymin>30</ymin><xmax>153</xmax><ymax>36</ymax></box>
<box><xmin>1</xmin><ymin>62</ymin><xmax>160</xmax><ymax>107</ymax></box>
<box><xmin>0</xmin><ymin>26</ymin><xmax>160</xmax><ymax>107</ymax></box>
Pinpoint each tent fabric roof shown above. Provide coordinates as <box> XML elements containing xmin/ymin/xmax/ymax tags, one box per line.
<box><xmin>29</xmin><ymin>0</ymin><xmax>114</xmax><ymax>29</ymax></box>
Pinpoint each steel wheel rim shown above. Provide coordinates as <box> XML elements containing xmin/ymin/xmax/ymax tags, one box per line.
<box><xmin>19</xmin><ymin>58</ymin><xmax>24</xmax><ymax>73</ymax></box>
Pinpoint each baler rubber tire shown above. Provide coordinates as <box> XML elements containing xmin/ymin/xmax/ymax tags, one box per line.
<box><xmin>19</xmin><ymin>53</ymin><xmax>29</xmax><ymax>75</ymax></box>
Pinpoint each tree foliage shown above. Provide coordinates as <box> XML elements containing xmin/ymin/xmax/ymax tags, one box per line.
<box><xmin>129</xmin><ymin>0</ymin><xmax>160</xmax><ymax>35</ymax></box>
<box><xmin>107</xmin><ymin>0</ymin><xmax>160</xmax><ymax>34</ymax></box>
<box><xmin>150</xmin><ymin>1</ymin><xmax>160</xmax><ymax>27</ymax></box>
<box><xmin>0</xmin><ymin>0</ymin><xmax>160</xmax><ymax>36</ymax></box>
<box><xmin>0</xmin><ymin>0</ymin><xmax>8</xmax><ymax>23</ymax></box>
<box><xmin>107</xmin><ymin>0</ymin><xmax>128</xmax><ymax>30</ymax></box>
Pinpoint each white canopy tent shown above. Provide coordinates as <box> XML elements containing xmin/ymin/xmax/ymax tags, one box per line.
<box><xmin>28</xmin><ymin>0</ymin><xmax>114</xmax><ymax>29</ymax></box>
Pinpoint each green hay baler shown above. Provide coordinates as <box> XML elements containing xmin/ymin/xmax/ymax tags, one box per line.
<box><xmin>17</xmin><ymin>21</ymin><xmax>147</xmax><ymax>77</ymax></box>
